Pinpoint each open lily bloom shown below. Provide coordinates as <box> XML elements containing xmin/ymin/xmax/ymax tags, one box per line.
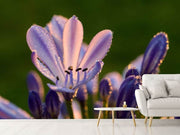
<box><xmin>26</xmin><ymin>15</ymin><xmax>112</xmax><ymax>96</ymax></box>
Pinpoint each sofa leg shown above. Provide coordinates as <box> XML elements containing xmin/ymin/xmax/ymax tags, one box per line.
<box><xmin>149</xmin><ymin>117</ymin><xmax>153</xmax><ymax>127</ymax></box>
<box><xmin>145</xmin><ymin>116</ymin><xmax>148</xmax><ymax>124</ymax></box>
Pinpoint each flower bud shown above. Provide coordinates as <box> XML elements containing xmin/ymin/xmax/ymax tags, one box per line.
<box><xmin>99</xmin><ymin>78</ymin><xmax>112</xmax><ymax>101</ymax></box>
<box><xmin>28</xmin><ymin>91</ymin><xmax>42</xmax><ymax>119</ymax></box>
<box><xmin>45</xmin><ymin>90</ymin><xmax>61</xmax><ymax>118</ymax></box>
<box><xmin>116</xmin><ymin>76</ymin><xmax>139</xmax><ymax>118</ymax></box>
<box><xmin>125</xmin><ymin>68</ymin><xmax>140</xmax><ymax>78</ymax></box>
<box><xmin>27</xmin><ymin>71</ymin><xmax>44</xmax><ymax>100</ymax></box>
<box><xmin>141</xmin><ymin>32</ymin><xmax>169</xmax><ymax>75</ymax></box>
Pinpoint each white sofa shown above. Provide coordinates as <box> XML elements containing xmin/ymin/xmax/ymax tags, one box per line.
<box><xmin>135</xmin><ymin>74</ymin><xmax>180</xmax><ymax>126</ymax></box>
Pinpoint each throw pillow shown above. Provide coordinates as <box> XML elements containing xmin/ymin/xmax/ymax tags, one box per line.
<box><xmin>165</xmin><ymin>80</ymin><xmax>180</xmax><ymax>97</ymax></box>
<box><xmin>139</xmin><ymin>85</ymin><xmax>150</xmax><ymax>99</ymax></box>
<box><xmin>146</xmin><ymin>79</ymin><xmax>168</xmax><ymax>99</ymax></box>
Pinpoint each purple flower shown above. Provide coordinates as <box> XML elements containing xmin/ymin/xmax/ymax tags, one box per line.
<box><xmin>104</xmin><ymin>72</ymin><xmax>123</xmax><ymax>107</ymax></box>
<box><xmin>105</xmin><ymin>72</ymin><xmax>122</xmax><ymax>90</ymax></box>
<box><xmin>45</xmin><ymin>90</ymin><xmax>61</xmax><ymax>118</ymax></box>
<box><xmin>116</xmin><ymin>76</ymin><xmax>139</xmax><ymax>118</ymax></box>
<box><xmin>27</xmin><ymin>71</ymin><xmax>44</xmax><ymax>100</ymax></box>
<box><xmin>26</xmin><ymin>15</ymin><xmax>112</xmax><ymax>97</ymax></box>
<box><xmin>27</xmin><ymin>71</ymin><xmax>61</xmax><ymax>119</ymax></box>
<box><xmin>140</xmin><ymin>32</ymin><xmax>169</xmax><ymax>75</ymax></box>
<box><xmin>123</xmin><ymin>32</ymin><xmax>169</xmax><ymax>77</ymax></box>
<box><xmin>0</xmin><ymin>96</ymin><xmax>31</xmax><ymax>119</ymax></box>
<box><xmin>99</xmin><ymin>78</ymin><xmax>113</xmax><ymax>101</ymax></box>
<box><xmin>123</xmin><ymin>55</ymin><xmax>143</xmax><ymax>77</ymax></box>
<box><xmin>28</xmin><ymin>90</ymin><xmax>61</xmax><ymax>119</ymax></box>
<box><xmin>28</xmin><ymin>91</ymin><xmax>42</xmax><ymax>119</ymax></box>
<box><xmin>125</xmin><ymin>67</ymin><xmax>140</xmax><ymax>78</ymax></box>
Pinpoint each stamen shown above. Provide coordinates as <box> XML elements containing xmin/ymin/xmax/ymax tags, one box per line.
<box><xmin>82</xmin><ymin>68</ymin><xmax>88</xmax><ymax>81</ymax></box>
<box><xmin>65</xmin><ymin>70</ymin><xmax>70</xmax><ymax>74</ymax></box>
<box><xmin>76</xmin><ymin>68</ymin><xmax>82</xmax><ymax>72</ymax></box>
<box><xmin>82</xmin><ymin>68</ymin><xmax>88</xmax><ymax>72</ymax></box>
<box><xmin>69</xmin><ymin>70</ymin><xmax>74</xmax><ymax>87</ymax></box>
<box><xmin>64</xmin><ymin>73</ymin><xmax>68</xmax><ymax>87</ymax></box>
<box><xmin>56</xmin><ymin>76</ymin><xmax>59</xmax><ymax>85</ymax></box>
<box><xmin>76</xmin><ymin>68</ymin><xmax>82</xmax><ymax>84</ymax></box>
<box><xmin>68</xmin><ymin>66</ymin><xmax>73</xmax><ymax>71</ymax></box>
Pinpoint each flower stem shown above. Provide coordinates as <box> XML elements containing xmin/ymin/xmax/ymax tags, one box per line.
<box><xmin>103</xmin><ymin>99</ymin><xmax>108</xmax><ymax>118</ymax></box>
<box><xmin>65</xmin><ymin>100</ymin><xmax>74</xmax><ymax>119</ymax></box>
<box><xmin>80</xmin><ymin>101</ymin><xmax>88</xmax><ymax>118</ymax></box>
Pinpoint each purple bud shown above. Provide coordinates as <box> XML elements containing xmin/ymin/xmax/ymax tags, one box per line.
<box><xmin>99</xmin><ymin>78</ymin><xmax>113</xmax><ymax>101</ymax></box>
<box><xmin>116</xmin><ymin>76</ymin><xmax>139</xmax><ymax>118</ymax></box>
<box><xmin>76</xmin><ymin>85</ymin><xmax>88</xmax><ymax>102</ymax></box>
<box><xmin>45</xmin><ymin>90</ymin><xmax>61</xmax><ymax>118</ymax></box>
<box><xmin>27</xmin><ymin>71</ymin><xmax>44</xmax><ymax>100</ymax></box>
<box><xmin>105</xmin><ymin>72</ymin><xmax>122</xmax><ymax>90</ymax></box>
<box><xmin>141</xmin><ymin>32</ymin><xmax>169</xmax><ymax>75</ymax></box>
<box><xmin>28</xmin><ymin>91</ymin><xmax>42</xmax><ymax>119</ymax></box>
<box><xmin>123</xmin><ymin>55</ymin><xmax>144</xmax><ymax>78</ymax></box>
<box><xmin>125</xmin><ymin>68</ymin><xmax>140</xmax><ymax>78</ymax></box>
<box><xmin>104</xmin><ymin>72</ymin><xmax>123</xmax><ymax>107</ymax></box>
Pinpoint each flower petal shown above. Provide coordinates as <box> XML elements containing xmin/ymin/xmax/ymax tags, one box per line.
<box><xmin>140</xmin><ymin>32</ymin><xmax>169</xmax><ymax>75</ymax></box>
<box><xmin>27</xmin><ymin>25</ymin><xmax>64</xmax><ymax>82</ymax></box>
<box><xmin>47</xmin><ymin>83</ymin><xmax>74</xmax><ymax>93</ymax></box>
<box><xmin>27</xmin><ymin>71</ymin><xmax>44</xmax><ymax>100</ymax></box>
<box><xmin>79</xmin><ymin>30</ymin><xmax>112</xmax><ymax>69</ymax></box>
<box><xmin>0</xmin><ymin>96</ymin><xmax>31</xmax><ymax>119</ymax></box>
<box><xmin>47</xmin><ymin>15</ymin><xmax>68</xmax><ymax>61</ymax></box>
<box><xmin>63</xmin><ymin>15</ymin><xmax>83</xmax><ymax>70</ymax></box>
<box><xmin>74</xmin><ymin>61</ymin><xmax>103</xmax><ymax>90</ymax></box>
<box><xmin>78</xmin><ymin>43</ymin><xmax>88</xmax><ymax>65</ymax></box>
<box><xmin>31</xmin><ymin>52</ymin><xmax>56</xmax><ymax>82</ymax></box>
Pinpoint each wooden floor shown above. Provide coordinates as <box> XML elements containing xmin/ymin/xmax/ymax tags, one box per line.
<box><xmin>0</xmin><ymin>119</ymin><xmax>179</xmax><ymax>135</ymax></box>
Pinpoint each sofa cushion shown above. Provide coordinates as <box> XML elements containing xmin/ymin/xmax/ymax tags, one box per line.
<box><xmin>146</xmin><ymin>79</ymin><xmax>168</xmax><ymax>99</ymax></box>
<box><xmin>139</xmin><ymin>85</ymin><xmax>150</xmax><ymax>99</ymax></box>
<box><xmin>147</xmin><ymin>97</ymin><xmax>180</xmax><ymax>109</ymax></box>
<box><xmin>165</xmin><ymin>80</ymin><xmax>180</xmax><ymax>97</ymax></box>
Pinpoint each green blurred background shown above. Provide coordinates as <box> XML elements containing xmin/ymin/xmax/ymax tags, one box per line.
<box><xmin>0</xmin><ymin>0</ymin><xmax>180</xmax><ymax>113</ymax></box>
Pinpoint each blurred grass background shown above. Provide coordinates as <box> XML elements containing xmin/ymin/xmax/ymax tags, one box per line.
<box><xmin>0</xmin><ymin>0</ymin><xmax>180</xmax><ymax>113</ymax></box>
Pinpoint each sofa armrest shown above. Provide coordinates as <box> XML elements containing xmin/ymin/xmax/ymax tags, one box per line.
<box><xmin>135</xmin><ymin>89</ymin><xmax>148</xmax><ymax>116</ymax></box>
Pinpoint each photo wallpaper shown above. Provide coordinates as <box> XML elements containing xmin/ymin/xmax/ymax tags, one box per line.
<box><xmin>0</xmin><ymin>0</ymin><xmax>179</xmax><ymax>119</ymax></box>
